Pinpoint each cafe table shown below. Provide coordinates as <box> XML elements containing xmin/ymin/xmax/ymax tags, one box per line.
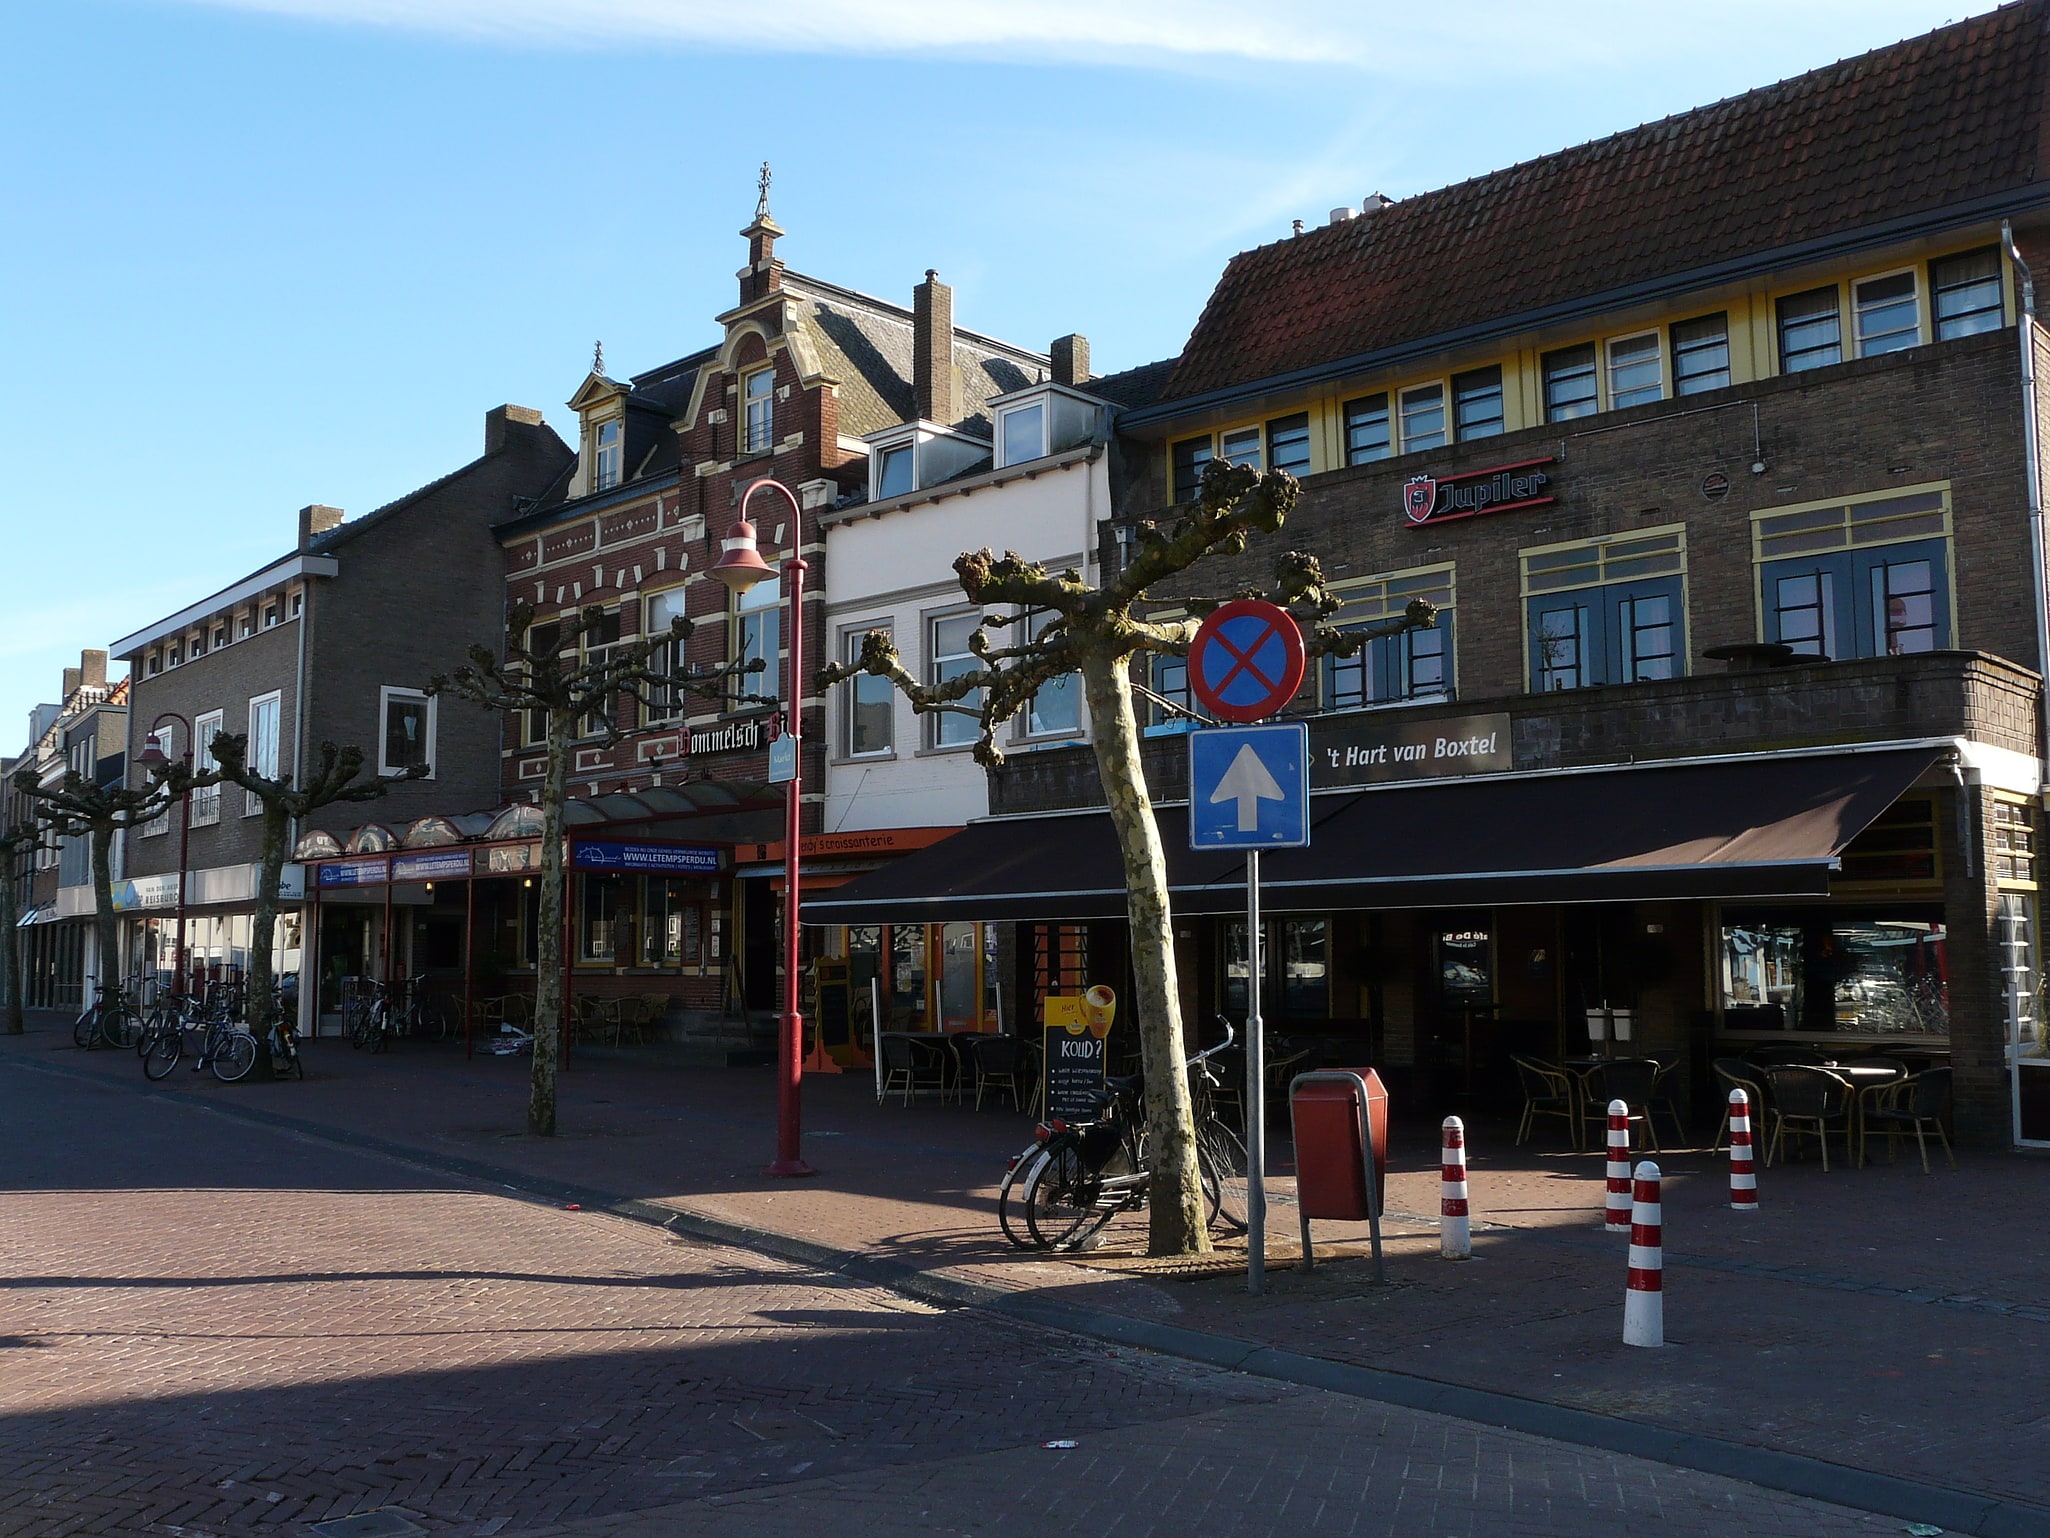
<box><xmin>1816</xmin><ymin>1060</ymin><xmax>1908</xmax><ymax>1165</ymax></box>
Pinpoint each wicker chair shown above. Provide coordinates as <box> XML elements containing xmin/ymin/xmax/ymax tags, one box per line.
<box><xmin>1581</xmin><ymin>1057</ymin><xmax>1662</xmax><ymax>1152</ymax></box>
<box><xmin>1712</xmin><ymin>1057</ymin><xmax>1771</xmax><ymax>1152</ymax></box>
<box><xmin>971</xmin><ymin>1035</ymin><xmax>1032</xmax><ymax>1111</ymax></box>
<box><xmin>878</xmin><ymin>1034</ymin><xmax>947</xmax><ymax>1106</ymax></box>
<box><xmin>1863</xmin><ymin>1067</ymin><xmax>1955</xmax><ymax>1173</ymax></box>
<box><xmin>1510</xmin><ymin>1055</ymin><xmax>1579</xmax><ymax>1149</ymax></box>
<box><xmin>1764</xmin><ymin>1065</ymin><xmax>1853</xmax><ymax>1171</ymax></box>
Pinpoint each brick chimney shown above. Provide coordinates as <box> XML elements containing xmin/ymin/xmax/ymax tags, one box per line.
<box><xmin>740</xmin><ymin>212</ymin><xmax>786</xmax><ymax>306</ymax></box>
<box><xmin>298</xmin><ymin>504</ymin><xmax>345</xmax><ymax>551</ymax></box>
<box><xmin>79</xmin><ymin>650</ymin><xmax>107</xmax><ymax>689</ymax></box>
<box><xmin>913</xmin><ymin>270</ymin><xmax>956</xmax><ymax>425</ymax></box>
<box><xmin>62</xmin><ymin>666</ymin><xmax>81</xmax><ymax>700</ymax></box>
<box><xmin>1050</xmin><ymin>334</ymin><xmax>1090</xmax><ymax>387</ymax></box>
<box><xmin>485</xmin><ymin>403</ymin><xmax>545</xmax><ymax>455</ymax></box>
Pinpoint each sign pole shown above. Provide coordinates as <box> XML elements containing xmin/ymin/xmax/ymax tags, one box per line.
<box><xmin>1246</xmin><ymin>845</ymin><xmax>1265</xmax><ymax>1296</ymax></box>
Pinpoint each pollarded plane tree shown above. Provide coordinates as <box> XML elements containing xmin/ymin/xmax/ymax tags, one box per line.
<box><xmin>428</xmin><ymin>601</ymin><xmax>758</xmax><ymax>1138</ymax></box>
<box><xmin>0</xmin><ymin>819</ymin><xmax>37</xmax><ymax>1034</ymax></box>
<box><xmin>208</xmin><ymin>734</ymin><xmax>402</xmax><ymax>1043</ymax></box>
<box><xmin>823</xmin><ymin>458</ymin><xmax>1434</xmax><ymax>1256</ymax></box>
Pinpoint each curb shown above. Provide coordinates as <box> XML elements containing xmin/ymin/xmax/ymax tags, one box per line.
<box><xmin>11</xmin><ymin>1049</ymin><xmax>2049</xmax><ymax>1538</ymax></box>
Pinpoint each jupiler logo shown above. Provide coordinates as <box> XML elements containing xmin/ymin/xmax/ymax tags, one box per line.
<box><xmin>1402</xmin><ymin>474</ymin><xmax>1439</xmax><ymax>524</ymax></box>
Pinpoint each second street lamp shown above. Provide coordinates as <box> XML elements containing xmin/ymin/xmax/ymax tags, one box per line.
<box><xmin>712</xmin><ymin>477</ymin><xmax>815</xmax><ymax>1177</ymax></box>
<box><xmin>133</xmin><ymin>711</ymin><xmax>194</xmax><ymax>1002</ymax></box>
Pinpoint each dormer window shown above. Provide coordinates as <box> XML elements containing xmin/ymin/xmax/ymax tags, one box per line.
<box><xmin>212</xmin><ymin>624</ymin><xmax>227</xmax><ymax>649</ymax></box>
<box><xmin>743</xmin><ymin>367</ymin><xmax>775</xmax><ymax>455</ymax></box>
<box><xmin>874</xmin><ymin>441</ymin><xmax>914</xmax><ymax>499</ymax></box>
<box><xmin>593</xmin><ymin>418</ymin><xmax>623</xmax><ymax>491</ymax></box>
<box><xmin>997</xmin><ymin>401</ymin><xmax>1046</xmax><ymax>468</ymax></box>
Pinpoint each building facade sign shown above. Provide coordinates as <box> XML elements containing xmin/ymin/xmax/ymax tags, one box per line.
<box><xmin>317</xmin><ymin>856</ymin><xmax>389</xmax><ymax>888</ymax></box>
<box><xmin>482</xmin><ymin>842</ymin><xmax>542</xmax><ymax>874</ymax></box>
<box><xmin>571</xmin><ymin>840</ymin><xmax>722</xmax><ymax>875</ymax></box>
<box><xmin>689</xmin><ymin>719</ymin><xmax>764</xmax><ymax>756</ymax></box>
<box><xmin>1312</xmin><ymin>711</ymin><xmax>1513</xmax><ymax>788</ymax></box>
<box><xmin>391</xmin><ymin>849</ymin><xmax>472</xmax><ymax>884</ymax></box>
<box><xmin>1402</xmin><ymin>457</ymin><xmax>1555</xmax><ymax>526</ymax></box>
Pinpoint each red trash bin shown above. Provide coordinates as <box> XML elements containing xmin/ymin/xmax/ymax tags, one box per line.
<box><xmin>1289</xmin><ymin>1068</ymin><xmax>1389</xmax><ymax>1282</ymax></box>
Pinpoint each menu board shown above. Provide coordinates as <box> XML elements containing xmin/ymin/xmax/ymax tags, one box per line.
<box><xmin>1042</xmin><ymin>997</ymin><xmax>1109</xmax><ymax>1121</ymax></box>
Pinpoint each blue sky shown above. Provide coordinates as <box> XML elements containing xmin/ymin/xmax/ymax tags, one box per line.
<box><xmin>0</xmin><ymin>0</ymin><xmax>1999</xmax><ymax>745</ymax></box>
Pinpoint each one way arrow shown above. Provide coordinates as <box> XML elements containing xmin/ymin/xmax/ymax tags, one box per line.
<box><xmin>1210</xmin><ymin>742</ymin><xmax>1285</xmax><ymax>832</ymax></box>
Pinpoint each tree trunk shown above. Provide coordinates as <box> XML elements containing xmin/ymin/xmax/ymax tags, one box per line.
<box><xmin>246</xmin><ymin>800</ymin><xmax>291</xmax><ymax>1036</ymax></box>
<box><xmin>1079</xmin><ymin>652</ymin><xmax>1208</xmax><ymax>1257</ymax></box>
<box><xmin>89</xmin><ymin>823</ymin><xmax>120</xmax><ymax>1005</ymax></box>
<box><xmin>0</xmin><ymin>844</ymin><xmax>22</xmax><ymax>1034</ymax></box>
<box><xmin>528</xmin><ymin>709</ymin><xmax>572</xmax><ymax>1137</ymax></box>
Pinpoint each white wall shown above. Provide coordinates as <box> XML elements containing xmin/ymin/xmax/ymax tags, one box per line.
<box><xmin>822</xmin><ymin>454</ymin><xmax>1106</xmax><ymax>834</ymax></box>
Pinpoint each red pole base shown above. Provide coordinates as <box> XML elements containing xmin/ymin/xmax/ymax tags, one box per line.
<box><xmin>765</xmin><ymin>1158</ymin><xmax>818</xmax><ymax>1177</ymax></box>
<box><xmin>801</xmin><ymin>1042</ymin><xmax>844</xmax><ymax>1074</ymax></box>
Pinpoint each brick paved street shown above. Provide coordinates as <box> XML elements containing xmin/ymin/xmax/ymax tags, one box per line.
<box><xmin>2</xmin><ymin>1020</ymin><xmax>2045</xmax><ymax>1534</ymax></box>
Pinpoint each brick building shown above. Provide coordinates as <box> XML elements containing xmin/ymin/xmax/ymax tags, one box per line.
<box><xmin>819</xmin><ymin>5</ymin><xmax>2050</xmax><ymax>1147</ymax></box>
<box><xmin>110</xmin><ymin>406</ymin><xmax>570</xmax><ymax>1029</ymax></box>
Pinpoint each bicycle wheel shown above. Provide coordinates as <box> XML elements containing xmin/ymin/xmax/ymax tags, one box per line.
<box><xmin>369</xmin><ymin>1004</ymin><xmax>393</xmax><ymax>1054</ymax></box>
<box><xmin>996</xmin><ymin>1144</ymin><xmax>1048</xmax><ymax>1250</ymax></box>
<box><xmin>99</xmin><ymin>1006</ymin><xmax>143</xmax><ymax>1052</ymax></box>
<box><xmin>143</xmin><ymin>1027</ymin><xmax>183</xmax><ymax>1081</ymax></box>
<box><xmin>1199</xmin><ymin>1122</ymin><xmax>1250</xmax><ymax>1233</ymax></box>
<box><xmin>74</xmin><ymin>1009</ymin><xmax>99</xmax><ymax>1049</ymax></box>
<box><xmin>212</xmin><ymin>1029</ymin><xmax>257</xmax><ymax>1083</ymax></box>
<box><xmin>1022</xmin><ymin>1142</ymin><xmax>1100</xmax><ymax>1250</ymax></box>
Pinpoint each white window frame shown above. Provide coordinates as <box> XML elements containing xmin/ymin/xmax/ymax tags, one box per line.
<box><xmin>1016</xmin><ymin>611</ymin><xmax>1083</xmax><ymax>741</ymax></box>
<box><xmin>870</xmin><ymin>435</ymin><xmax>916</xmax><ymax>501</ymax></box>
<box><xmin>926</xmin><ymin>608</ymin><xmax>983</xmax><ymax>750</ymax></box>
<box><xmin>245</xmin><ymin>691</ymin><xmax>282</xmax><ymax>814</ymax></box>
<box><xmin>1398</xmin><ymin>381</ymin><xmax>1447</xmax><ymax>453</ymax></box>
<box><xmin>734</xmin><ymin>578</ymin><xmax>781</xmax><ymax>708</ymax></box>
<box><xmin>641</xmin><ymin>586</ymin><xmax>689</xmax><ymax>723</ymax></box>
<box><xmin>377</xmin><ymin>685</ymin><xmax>435</xmax><ymax>779</ymax></box>
<box><xmin>838</xmin><ymin>621</ymin><xmax>895</xmax><ymax>759</ymax></box>
<box><xmin>1606</xmin><ymin>330</ymin><xmax>1664</xmax><ymax>409</ymax></box>
<box><xmin>1852</xmin><ymin>266</ymin><xmax>1923</xmax><ymax>358</ymax></box>
<box><xmin>995</xmin><ymin>400</ymin><xmax>1048</xmax><ymax>468</ymax></box>
<box><xmin>189</xmin><ymin>710</ymin><xmax>223</xmax><ymax>827</ymax></box>
<box><xmin>592</xmin><ymin>416</ymin><xmax>623</xmax><ymax>490</ymax></box>
<box><xmin>742</xmin><ymin>366</ymin><xmax>776</xmax><ymax>455</ymax></box>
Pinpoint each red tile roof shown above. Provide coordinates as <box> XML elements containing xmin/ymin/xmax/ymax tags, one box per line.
<box><xmin>1160</xmin><ymin>3</ymin><xmax>2050</xmax><ymax>404</ymax></box>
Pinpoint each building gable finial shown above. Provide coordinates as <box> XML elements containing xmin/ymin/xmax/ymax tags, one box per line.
<box><xmin>593</xmin><ymin>339</ymin><xmax>605</xmax><ymax>377</ymax></box>
<box><xmin>756</xmin><ymin>160</ymin><xmax>773</xmax><ymax>221</ymax></box>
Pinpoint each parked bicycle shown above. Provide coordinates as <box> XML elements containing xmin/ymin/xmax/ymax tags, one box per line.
<box><xmin>142</xmin><ymin>988</ymin><xmax>256</xmax><ymax>1082</ymax></box>
<box><xmin>74</xmin><ymin>981</ymin><xmax>144</xmax><ymax>1051</ymax></box>
<box><xmin>349</xmin><ymin>977</ymin><xmax>447</xmax><ymax>1053</ymax></box>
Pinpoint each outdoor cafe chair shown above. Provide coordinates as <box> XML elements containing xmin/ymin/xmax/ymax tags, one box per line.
<box><xmin>1646</xmin><ymin>1060</ymin><xmax>1689</xmax><ymax>1147</ymax></box>
<box><xmin>1713</xmin><ymin>1057</ymin><xmax>1771</xmax><ymax>1152</ymax></box>
<box><xmin>971</xmin><ymin>1035</ymin><xmax>1031</xmax><ymax>1111</ymax></box>
<box><xmin>1581</xmin><ymin>1057</ymin><xmax>1662</xmax><ymax>1152</ymax></box>
<box><xmin>878</xmin><ymin>1033</ymin><xmax>947</xmax><ymax>1107</ymax></box>
<box><xmin>1510</xmin><ymin>1054</ymin><xmax>1578</xmax><ymax>1150</ymax></box>
<box><xmin>1862</xmin><ymin>1066</ymin><xmax>1956</xmax><ymax>1173</ymax></box>
<box><xmin>1764</xmin><ymin>1065</ymin><xmax>1853</xmax><ymax>1171</ymax></box>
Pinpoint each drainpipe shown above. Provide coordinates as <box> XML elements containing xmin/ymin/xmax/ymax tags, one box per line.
<box><xmin>2002</xmin><ymin>221</ymin><xmax>2048</xmax><ymax>776</ymax></box>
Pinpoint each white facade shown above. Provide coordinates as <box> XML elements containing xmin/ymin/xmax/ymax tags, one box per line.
<box><xmin>822</xmin><ymin>437</ymin><xmax>1108</xmax><ymax>835</ymax></box>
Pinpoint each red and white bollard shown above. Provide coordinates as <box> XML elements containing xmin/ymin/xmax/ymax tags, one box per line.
<box><xmin>1440</xmin><ymin>1115</ymin><xmax>1471</xmax><ymax>1259</ymax></box>
<box><xmin>1623</xmin><ymin>1159</ymin><xmax>1664</xmax><ymax>1348</ymax></box>
<box><xmin>1728</xmin><ymin>1088</ymin><xmax>1759</xmax><ymax>1212</ymax></box>
<box><xmin>1603</xmin><ymin>1100</ymin><xmax>1633</xmax><ymax>1233</ymax></box>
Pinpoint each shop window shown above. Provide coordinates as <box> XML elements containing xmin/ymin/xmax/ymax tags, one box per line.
<box><xmin>1933</xmin><ymin>247</ymin><xmax>2004</xmax><ymax>340</ymax></box>
<box><xmin>1223</xmin><ymin>918</ymin><xmax>1329</xmax><ymax>1020</ymax></box>
<box><xmin>1855</xmin><ymin>271</ymin><xmax>1920</xmax><ymax>356</ymax></box>
<box><xmin>1607</xmin><ymin>332</ymin><xmax>1662</xmax><ymax>408</ymax></box>
<box><xmin>1671</xmin><ymin>312</ymin><xmax>1730</xmax><ymax>395</ymax></box>
<box><xmin>1220</xmin><ymin>426</ymin><xmax>1261</xmax><ymax>471</ymax></box>
<box><xmin>938</xmin><ymin>921</ymin><xmax>985</xmax><ymax>1029</ymax></box>
<box><xmin>1718</xmin><ymin>906</ymin><xmax>1947</xmax><ymax>1037</ymax></box>
<box><xmin>1266</xmin><ymin>412</ymin><xmax>1311</xmax><ymax>476</ymax></box>
<box><xmin>742</xmin><ymin>367</ymin><xmax>775</xmax><ymax>455</ymax></box>
<box><xmin>1777</xmin><ymin>286</ymin><xmax>1842</xmax><ymax>372</ymax></box>
<box><xmin>1451</xmin><ymin>366</ymin><xmax>1504</xmax><ymax>439</ymax></box>
<box><xmin>1542</xmin><ymin>344</ymin><xmax>1598</xmax><ymax>422</ymax></box>
<box><xmin>928</xmin><ymin>612</ymin><xmax>981</xmax><ymax>748</ymax></box>
<box><xmin>1399</xmin><ymin>383</ymin><xmax>1445</xmax><ymax>452</ymax></box>
<box><xmin>2000</xmin><ymin>893</ymin><xmax>2045</xmax><ymax>1064</ymax></box>
<box><xmin>579</xmin><ymin>872</ymin><xmax>633</xmax><ymax>963</ymax></box>
<box><xmin>841</xmin><ymin>624</ymin><xmax>894</xmax><ymax>756</ymax></box>
<box><xmin>643</xmin><ymin>878</ymin><xmax>708</xmax><ymax>966</ymax></box>
<box><xmin>1172</xmin><ymin>436</ymin><xmax>1212</xmax><ymax>501</ymax></box>
<box><xmin>1343</xmin><ymin>394</ymin><xmax>1391</xmax><ymax>464</ymax></box>
<box><xmin>593</xmin><ymin>418</ymin><xmax>623</xmax><ymax>490</ymax></box>
<box><xmin>1323</xmin><ymin>565</ymin><xmax>1455</xmax><ymax>710</ymax></box>
<box><xmin>891</xmin><ymin>922</ymin><xmax>927</xmax><ymax>1024</ymax></box>
<box><xmin>1521</xmin><ymin>529</ymin><xmax>1686</xmax><ymax>691</ymax></box>
<box><xmin>1754</xmin><ymin>488</ymin><xmax>1951</xmax><ymax>659</ymax></box>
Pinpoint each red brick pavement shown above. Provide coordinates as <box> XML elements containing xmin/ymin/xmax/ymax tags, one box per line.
<box><xmin>8</xmin><ymin>1018</ymin><xmax>2048</xmax><ymax>1518</ymax></box>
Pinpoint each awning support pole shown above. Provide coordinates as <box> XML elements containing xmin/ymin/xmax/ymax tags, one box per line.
<box><xmin>463</xmin><ymin>874</ymin><xmax>475</xmax><ymax>1062</ymax></box>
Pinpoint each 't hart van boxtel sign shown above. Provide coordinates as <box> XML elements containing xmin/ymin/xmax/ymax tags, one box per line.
<box><xmin>1402</xmin><ymin>457</ymin><xmax>1555</xmax><ymax>526</ymax></box>
<box><xmin>1312</xmin><ymin>711</ymin><xmax>1512</xmax><ymax>788</ymax></box>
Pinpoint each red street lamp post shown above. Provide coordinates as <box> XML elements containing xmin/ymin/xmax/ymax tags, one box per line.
<box><xmin>713</xmin><ymin>477</ymin><xmax>816</xmax><ymax>1177</ymax></box>
<box><xmin>133</xmin><ymin>712</ymin><xmax>193</xmax><ymax>1001</ymax></box>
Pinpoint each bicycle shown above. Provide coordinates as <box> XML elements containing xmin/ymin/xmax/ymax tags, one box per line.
<box><xmin>143</xmin><ymin>988</ymin><xmax>248</xmax><ymax>1081</ymax></box>
<box><xmin>74</xmin><ymin>982</ymin><xmax>144</xmax><ymax>1051</ymax></box>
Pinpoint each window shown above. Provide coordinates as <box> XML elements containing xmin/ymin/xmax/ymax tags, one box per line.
<box><xmin>1266</xmin><ymin>413</ymin><xmax>1311</xmax><ymax>476</ymax></box>
<box><xmin>929</xmin><ymin>613</ymin><xmax>982</xmax><ymax>748</ymax></box>
<box><xmin>1855</xmin><ymin>271</ymin><xmax>1920</xmax><ymax>356</ymax></box>
<box><xmin>592</xmin><ymin>418</ymin><xmax>623</xmax><ymax>490</ymax></box>
<box><xmin>1778</xmin><ymin>287</ymin><xmax>1842</xmax><ymax>372</ymax></box>
<box><xmin>1148</xmin><ymin>650</ymin><xmax>1192</xmax><ymax>734</ymax></box>
<box><xmin>1994</xmin><ymin>797</ymin><xmax>2037</xmax><ymax>886</ymax></box>
<box><xmin>189</xmin><ymin>710</ymin><xmax>223</xmax><ymax>826</ymax></box>
<box><xmin>263</xmin><ymin>603</ymin><xmax>279</xmax><ymax>628</ymax></box>
<box><xmin>211</xmin><ymin>625</ymin><xmax>227</xmax><ymax>650</ymax></box>
<box><xmin>874</xmin><ymin>441</ymin><xmax>914</xmax><ymax>500</ymax></box>
<box><xmin>743</xmin><ymin>367</ymin><xmax>775</xmax><ymax>455</ymax></box>
<box><xmin>643</xmin><ymin>878</ymin><xmax>707</xmax><ymax>966</ymax></box>
<box><xmin>238</xmin><ymin>613</ymin><xmax>254</xmax><ymax>640</ymax></box>
<box><xmin>245</xmin><ymin>692</ymin><xmax>280</xmax><ymax>813</ymax></box>
<box><xmin>1343</xmin><ymin>395</ymin><xmax>1391</xmax><ymax>464</ymax></box>
<box><xmin>1022</xmin><ymin>612</ymin><xmax>1081</xmax><ymax>737</ymax></box>
<box><xmin>1521</xmin><ymin>528</ymin><xmax>1687</xmax><ymax>691</ymax></box>
<box><xmin>1933</xmin><ymin>247</ymin><xmax>2003</xmax><ymax>340</ymax></box>
<box><xmin>1220</xmin><ymin>426</ymin><xmax>1262</xmax><ymax>470</ymax></box>
<box><xmin>578</xmin><ymin>608</ymin><xmax>623</xmax><ymax>737</ymax></box>
<box><xmin>642</xmin><ymin>588</ymin><xmax>688</xmax><ymax>720</ymax></box>
<box><xmin>146</xmin><ymin>651</ymin><xmax>161</xmax><ymax>677</ymax></box>
<box><xmin>166</xmin><ymin>640</ymin><xmax>182</xmax><ymax>668</ymax></box>
<box><xmin>998</xmin><ymin>401</ymin><xmax>1046</xmax><ymax>467</ymax></box>
<box><xmin>1172</xmin><ymin>436</ymin><xmax>1213</xmax><ymax>501</ymax></box>
<box><xmin>841</xmin><ymin>625</ymin><xmax>893</xmax><ymax>757</ymax></box>
<box><xmin>579</xmin><ymin>872</ymin><xmax>632</xmax><ymax>963</ymax></box>
<box><xmin>522</xmin><ymin>620</ymin><xmax>560</xmax><ymax>746</ymax></box>
<box><xmin>190</xmin><ymin>632</ymin><xmax>206</xmax><ymax>659</ymax></box>
<box><xmin>1719</xmin><ymin>905</ymin><xmax>1948</xmax><ymax>1037</ymax></box>
<box><xmin>1755</xmin><ymin>487</ymin><xmax>1952</xmax><ymax>660</ymax></box>
<box><xmin>1671</xmin><ymin>312</ymin><xmax>1730</xmax><ymax>395</ymax></box>
<box><xmin>1399</xmin><ymin>384</ymin><xmax>1445</xmax><ymax>451</ymax></box>
<box><xmin>735</xmin><ymin>578</ymin><xmax>780</xmax><ymax>706</ymax></box>
<box><xmin>378</xmin><ymin>687</ymin><xmax>431</xmax><ymax>777</ymax></box>
<box><xmin>1451</xmin><ymin>367</ymin><xmax>1503</xmax><ymax>439</ymax></box>
<box><xmin>1542</xmin><ymin>345</ymin><xmax>1598</xmax><ymax>422</ymax></box>
<box><xmin>290</xmin><ymin>592</ymin><xmax>303</xmax><ymax>619</ymax></box>
<box><xmin>1607</xmin><ymin>333</ymin><xmax>1662</xmax><ymax>408</ymax></box>
<box><xmin>1323</xmin><ymin>566</ymin><xmax>1455</xmax><ymax>710</ymax></box>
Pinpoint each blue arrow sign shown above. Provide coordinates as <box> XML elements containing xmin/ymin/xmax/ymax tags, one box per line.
<box><xmin>1188</xmin><ymin>723</ymin><xmax>1310</xmax><ymax>850</ymax></box>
